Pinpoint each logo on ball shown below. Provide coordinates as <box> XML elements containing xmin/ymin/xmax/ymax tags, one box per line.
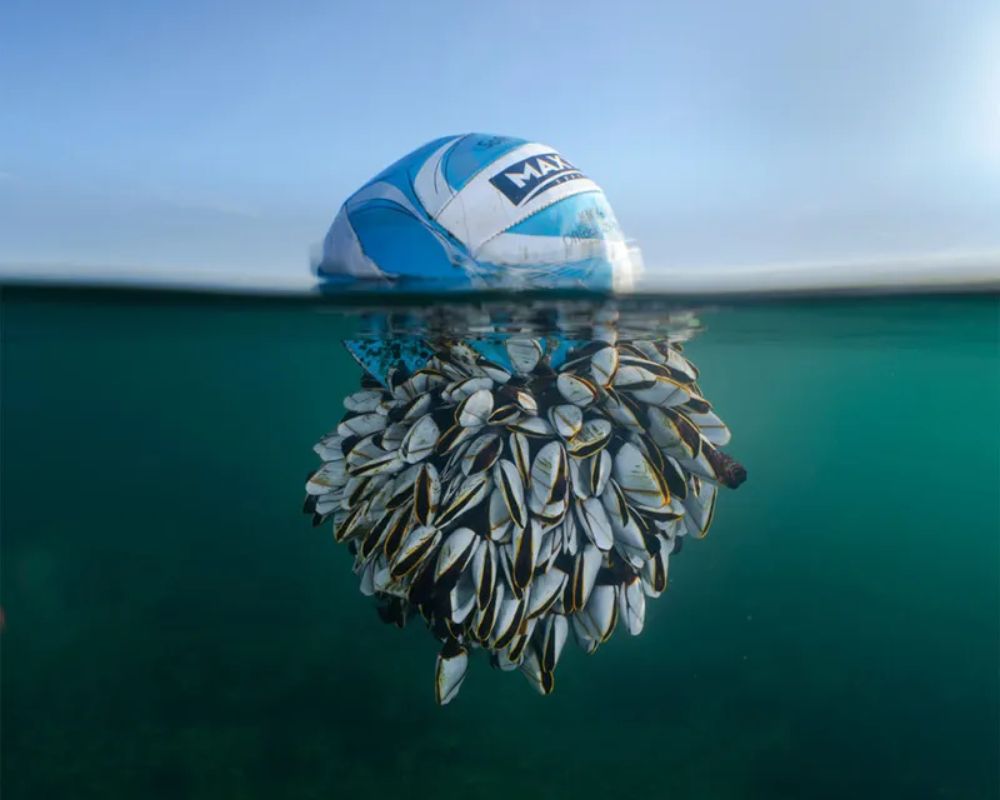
<box><xmin>490</xmin><ymin>153</ymin><xmax>586</xmax><ymax>206</ymax></box>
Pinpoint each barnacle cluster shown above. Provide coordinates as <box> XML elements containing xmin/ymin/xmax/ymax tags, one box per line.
<box><xmin>304</xmin><ymin>310</ymin><xmax>745</xmax><ymax>704</ymax></box>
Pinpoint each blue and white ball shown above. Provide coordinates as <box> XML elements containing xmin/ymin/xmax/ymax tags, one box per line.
<box><xmin>315</xmin><ymin>134</ymin><xmax>642</xmax><ymax>291</ymax></box>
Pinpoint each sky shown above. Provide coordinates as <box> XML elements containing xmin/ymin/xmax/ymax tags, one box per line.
<box><xmin>1</xmin><ymin>0</ymin><xmax>998</xmax><ymax>284</ymax></box>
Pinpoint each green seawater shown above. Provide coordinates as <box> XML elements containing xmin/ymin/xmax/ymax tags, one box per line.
<box><xmin>2</xmin><ymin>287</ymin><xmax>998</xmax><ymax>799</ymax></box>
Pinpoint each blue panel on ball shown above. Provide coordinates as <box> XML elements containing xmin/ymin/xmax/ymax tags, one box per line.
<box><xmin>442</xmin><ymin>134</ymin><xmax>527</xmax><ymax>193</ymax></box>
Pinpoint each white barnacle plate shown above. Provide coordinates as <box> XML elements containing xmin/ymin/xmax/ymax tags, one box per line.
<box><xmin>435</xmin><ymin>641</ymin><xmax>469</xmax><ymax>705</ymax></box>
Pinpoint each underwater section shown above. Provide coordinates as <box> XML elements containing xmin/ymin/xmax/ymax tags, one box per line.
<box><xmin>1</xmin><ymin>288</ymin><xmax>997</xmax><ymax>799</ymax></box>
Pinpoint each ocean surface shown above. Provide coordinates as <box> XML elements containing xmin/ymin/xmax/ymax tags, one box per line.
<box><xmin>2</xmin><ymin>286</ymin><xmax>998</xmax><ymax>799</ymax></box>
